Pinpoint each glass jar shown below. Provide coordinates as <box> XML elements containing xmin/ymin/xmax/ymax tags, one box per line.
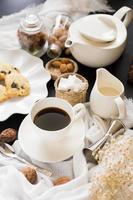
<box><xmin>47</xmin><ymin>14</ymin><xmax>72</xmax><ymax>58</ymax></box>
<box><xmin>17</xmin><ymin>14</ymin><xmax>47</xmax><ymax>56</ymax></box>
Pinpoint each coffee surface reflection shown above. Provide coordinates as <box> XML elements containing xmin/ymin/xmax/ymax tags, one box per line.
<box><xmin>34</xmin><ymin>107</ymin><xmax>71</xmax><ymax>131</ymax></box>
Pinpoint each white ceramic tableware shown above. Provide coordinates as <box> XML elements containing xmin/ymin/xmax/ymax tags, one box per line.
<box><xmin>0</xmin><ymin>49</ymin><xmax>51</xmax><ymax>121</ymax></box>
<box><xmin>79</xmin><ymin>16</ymin><xmax>117</xmax><ymax>43</ymax></box>
<box><xmin>18</xmin><ymin>97</ymin><xmax>86</xmax><ymax>162</ymax></box>
<box><xmin>90</xmin><ymin>68</ymin><xmax>126</xmax><ymax>119</ymax></box>
<box><xmin>65</xmin><ymin>6</ymin><xmax>133</xmax><ymax>67</ymax></box>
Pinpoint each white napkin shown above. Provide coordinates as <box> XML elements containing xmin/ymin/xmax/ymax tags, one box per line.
<box><xmin>0</xmin><ymin>0</ymin><xmax>113</xmax><ymax>50</ymax></box>
<box><xmin>85</xmin><ymin>98</ymin><xmax>133</xmax><ymax>143</ymax></box>
<box><xmin>122</xmin><ymin>98</ymin><xmax>133</xmax><ymax>128</ymax></box>
<box><xmin>0</xmin><ymin>146</ymin><xmax>91</xmax><ymax>200</ymax></box>
<box><xmin>0</xmin><ymin>130</ymin><xmax>132</xmax><ymax>200</ymax></box>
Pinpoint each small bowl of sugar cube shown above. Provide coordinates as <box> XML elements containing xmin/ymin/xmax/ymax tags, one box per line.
<box><xmin>54</xmin><ymin>73</ymin><xmax>89</xmax><ymax>105</ymax></box>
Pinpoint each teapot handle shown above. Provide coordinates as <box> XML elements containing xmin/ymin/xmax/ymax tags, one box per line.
<box><xmin>113</xmin><ymin>6</ymin><xmax>133</xmax><ymax>28</ymax></box>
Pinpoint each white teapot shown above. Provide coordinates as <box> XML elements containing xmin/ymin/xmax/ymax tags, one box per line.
<box><xmin>65</xmin><ymin>7</ymin><xmax>133</xmax><ymax>68</ymax></box>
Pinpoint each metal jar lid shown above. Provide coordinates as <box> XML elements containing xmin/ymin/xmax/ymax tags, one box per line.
<box><xmin>20</xmin><ymin>14</ymin><xmax>44</xmax><ymax>33</ymax></box>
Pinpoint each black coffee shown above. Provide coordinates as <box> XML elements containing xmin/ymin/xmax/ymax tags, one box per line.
<box><xmin>34</xmin><ymin>107</ymin><xmax>71</xmax><ymax>131</ymax></box>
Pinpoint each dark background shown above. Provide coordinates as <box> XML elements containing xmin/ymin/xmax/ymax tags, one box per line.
<box><xmin>0</xmin><ymin>0</ymin><xmax>132</xmax><ymax>131</ymax></box>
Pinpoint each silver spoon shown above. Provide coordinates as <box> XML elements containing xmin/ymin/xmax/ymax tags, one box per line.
<box><xmin>0</xmin><ymin>142</ymin><xmax>52</xmax><ymax>177</ymax></box>
<box><xmin>84</xmin><ymin>120</ymin><xmax>126</xmax><ymax>164</ymax></box>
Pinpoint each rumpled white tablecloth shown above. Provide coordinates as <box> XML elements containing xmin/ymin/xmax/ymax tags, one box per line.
<box><xmin>0</xmin><ymin>150</ymin><xmax>90</xmax><ymax>200</ymax></box>
<box><xmin>0</xmin><ymin>98</ymin><xmax>132</xmax><ymax>200</ymax></box>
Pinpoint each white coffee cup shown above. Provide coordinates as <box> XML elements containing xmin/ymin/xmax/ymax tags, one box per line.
<box><xmin>28</xmin><ymin>97</ymin><xmax>86</xmax><ymax>162</ymax></box>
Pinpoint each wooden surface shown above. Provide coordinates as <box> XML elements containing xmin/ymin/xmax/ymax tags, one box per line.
<box><xmin>0</xmin><ymin>0</ymin><xmax>132</xmax><ymax>130</ymax></box>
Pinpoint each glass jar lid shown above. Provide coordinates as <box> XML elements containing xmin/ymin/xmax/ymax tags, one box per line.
<box><xmin>20</xmin><ymin>14</ymin><xmax>44</xmax><ymax>33</ymax></box>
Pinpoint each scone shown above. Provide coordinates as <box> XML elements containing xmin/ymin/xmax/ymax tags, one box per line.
<box><xmin>0</xmin><ymin>63</ymin><xmax>19</xmax><ymax>80</ymax></box>
<box><xmin>0</xmin><ymin>85</ymin><xmax>8</xmax><ymax>102</ymax></box>
<box><xmin>5</xmin><ymin>73</ymin><xmax>30</xmax><ymax>98</ymax></box>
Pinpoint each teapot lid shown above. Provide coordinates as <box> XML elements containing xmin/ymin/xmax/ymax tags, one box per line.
<box><xmin>67</xmin><ymin>14</ymin><xmax>126</xmax><ymax>49</ymax></box>
<box><xmin>79</xmin><ymin>15</ymin><xmax>117</xmax><ymax>43</ymax></box>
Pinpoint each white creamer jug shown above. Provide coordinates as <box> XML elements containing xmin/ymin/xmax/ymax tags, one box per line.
<box><xmin>90</xmin><ymin>68</ymin><xmax>126</xmax><ymax>119</ymax></box>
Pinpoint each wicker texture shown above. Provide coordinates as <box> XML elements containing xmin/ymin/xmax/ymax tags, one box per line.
<box><xmin>54</xmin><ymin>73</ymin><xmax>89</xmax><ymax>105</ymax></box>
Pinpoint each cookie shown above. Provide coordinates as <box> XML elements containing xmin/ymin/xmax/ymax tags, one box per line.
<box><xmin>0</xmin><ymin>63</ymin><xmax>19</xmax><ymax>80</ymax></box>
<box><xmin>5</xmin><ymin>73</ymin><xmax>30</xmax><ymax>98</ymax></box>
<box><xmin>0</xmin><ymin>85</ymin><xmax>8</xmax><ymax>102</ymax></box>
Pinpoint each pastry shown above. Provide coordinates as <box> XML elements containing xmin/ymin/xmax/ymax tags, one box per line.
<box><xmin>0</xmin><ymin>85</ymin><xmax>8</xmax><ymax>102</ymax></box>
<box><xmin>0</xmin><ymin>63</ymin><xmax>19</xmax><ymax>80</ymax></box>
<box><xmin>0</xmin><ymin>63</ymin><xmax>30</xmax><ymax>103</ymax></box>
<box><xmin>5</xmin><ymin>72</ymin><xmax>30</xmax><ymax>98</ymax></box>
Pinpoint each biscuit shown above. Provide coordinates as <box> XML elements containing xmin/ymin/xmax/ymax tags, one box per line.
<box><xmin>0</xmin><ymin>85</ymin><xmax>8</xmax><ymax>102</ymax></box>
<box><xmin>0</xmin><ymin>63</ymin><xmax>19</xmax><ymax>80</ymax></box>
<box><xmin>5</xmin><ymin>73</ymin><xmax>30</xmax><ymax>98</ymax></box>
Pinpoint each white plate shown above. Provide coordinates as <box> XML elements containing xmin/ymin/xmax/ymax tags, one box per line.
<box><xmin>0</xmin><ymin>49</ymin><xmax>51</xmax><ymax>121</ymax></box>
<box><xmin>18</xmin><ymin>114</ymin><xmax>85</xmax><ymax>163</ymax></box>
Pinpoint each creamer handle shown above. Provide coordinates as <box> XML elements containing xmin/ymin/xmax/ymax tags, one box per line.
<box><xmin>113</xmin><ymin>6</ymin><xmax>133</xmax><ymax>28</ymax></box>
<box><xmin>112</xmin><ymin>97</ymin><xmax>126</xmax><ymax>119</ymax></box>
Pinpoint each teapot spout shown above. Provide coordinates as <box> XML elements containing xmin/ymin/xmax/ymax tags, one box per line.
<box><xmin>65</xmin><ymin>38</ymin><xmax>74</xmax><ymax>48</ymax></box>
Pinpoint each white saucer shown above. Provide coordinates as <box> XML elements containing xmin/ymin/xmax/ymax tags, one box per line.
<box><xmin>18</xmin><ymin>115</ymin><xmax>85</xmax><ymax>163</ymax></box>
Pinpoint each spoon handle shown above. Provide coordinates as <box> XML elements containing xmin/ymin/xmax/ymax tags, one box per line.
<box><xmin>0</xmin><ymin>142</ymin><xmax>52</xmax><ymax>177</ymax></box>
<box><xmin>89</xmin><ymin>133</ymin><xmax>109</xmax><ymax>152</ymax></box>
<box><xmin>87</xmin><ymin>120</ymin><xmax>125</xmax><ymax>152</ymax></box>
